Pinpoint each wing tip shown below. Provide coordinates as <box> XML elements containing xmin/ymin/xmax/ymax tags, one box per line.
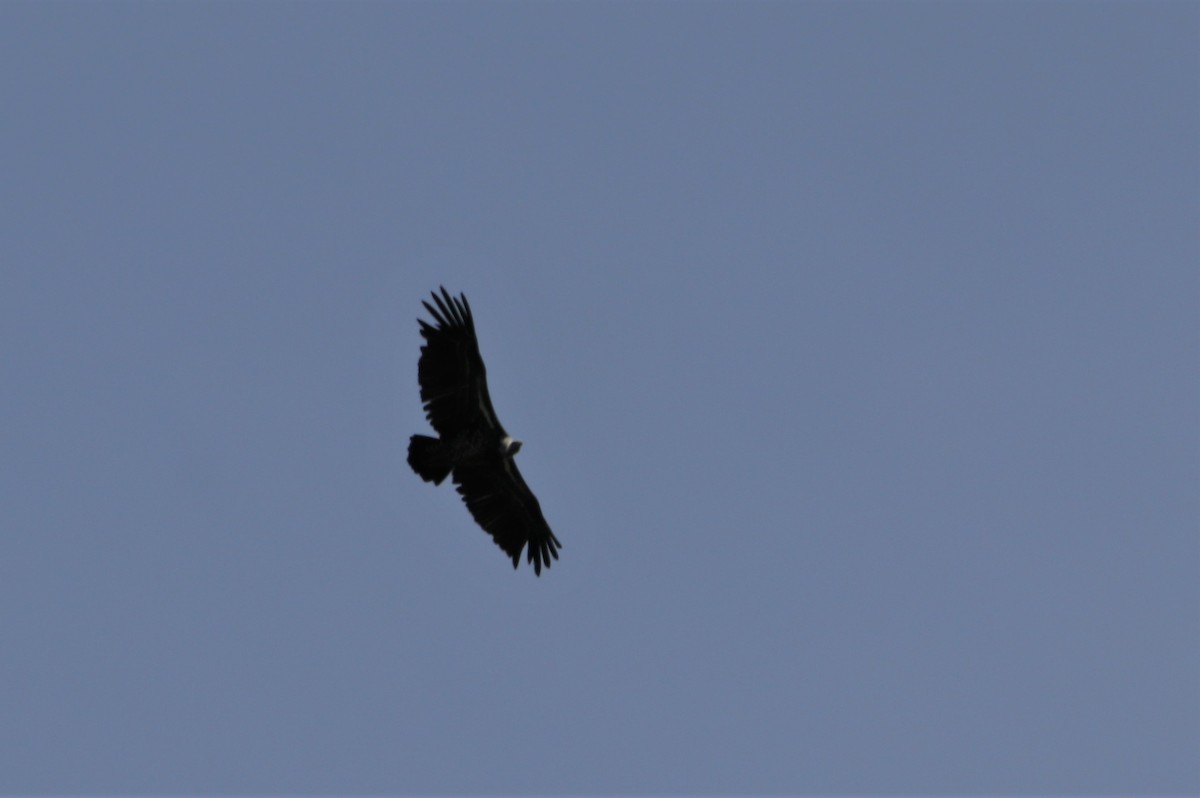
<box><xmin>424</xmin><ymin>287</ymin><xmax>471</xmax><ymax>329</ymax></box>
<box><xmin>528</xmin><ymin>534</ymin><xmax>562</xmax><ymax>577</ymax></box>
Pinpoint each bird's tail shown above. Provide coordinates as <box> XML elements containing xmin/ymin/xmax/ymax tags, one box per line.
<box><xmin>408</xmin><ymin>435</ymin><xmax>453</xmax><ymax>485</ymax></box>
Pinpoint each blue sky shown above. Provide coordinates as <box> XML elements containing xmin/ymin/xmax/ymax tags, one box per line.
<box><xmin>2</xmin><ymin>2</ymin><xmax>1197</xmax><ymax>794</ymax></box>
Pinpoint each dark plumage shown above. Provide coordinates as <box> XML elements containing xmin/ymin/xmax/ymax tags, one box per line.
<box><xmin>407</xmin><ymin>287</ymin><xmax>561</xmax><ymax>575</ymax></box>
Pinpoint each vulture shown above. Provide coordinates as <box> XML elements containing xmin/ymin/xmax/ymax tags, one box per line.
<box><xmin>407</xmin><ymin>287</ymin><xmax>562</xmax><ymax>575</ymax></box>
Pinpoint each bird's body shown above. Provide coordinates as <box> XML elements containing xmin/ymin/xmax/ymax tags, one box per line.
<box><xmin>407</xmin><ymin>287</ymin><xmax>561</xmax><ymax>575</ymax></box>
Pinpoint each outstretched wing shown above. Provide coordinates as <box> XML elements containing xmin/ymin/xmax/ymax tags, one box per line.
<box><xmin>416</xmin><ymin>287</ymin><xmax>505</xmax><ymax>438</ymax></box>
<box><xmin>453</xmin><ymin>456</ymin><xmax>562</xmax><ymax>576</ymax></box>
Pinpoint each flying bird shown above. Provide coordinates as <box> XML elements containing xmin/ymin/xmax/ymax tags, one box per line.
<box><xmin>407</xmin><ymin>287</ymin><xmax>562</xmax><ymax>575</ymax></box>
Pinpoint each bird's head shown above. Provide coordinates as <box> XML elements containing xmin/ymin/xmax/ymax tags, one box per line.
<box><xmin>501</xmin><ymin>435</ymin><xmax>523</xmax><ymax>456</ymax></box>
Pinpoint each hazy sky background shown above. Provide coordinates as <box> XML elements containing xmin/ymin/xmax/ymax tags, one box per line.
<box><xmin>2</xmin><ymin>2</ymin><xmax>1197</xmax><ymax>794</ymax></box>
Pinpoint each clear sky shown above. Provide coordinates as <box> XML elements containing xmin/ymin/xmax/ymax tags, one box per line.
<box><xmin>2</xmin><ymin>2</ymin><xmax>1196</xmax><ymax>794</ymax></box>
